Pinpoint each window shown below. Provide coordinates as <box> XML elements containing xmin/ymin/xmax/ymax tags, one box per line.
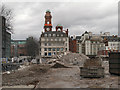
<box><xmin>57</xmin><ymin>34</ymin><xmax>59</xmax><ymax>37</ymax></box>
<box><xmin>48</xmin><ymin>52</ymin><xmax>51</xmax><ymax>56</ymax></box>
<box><xmin>61</xmin><ymin>48</ymin><xmax>63</xmax><ymax>51</ymax></box>
<box><xmin>57</xmin><ymin>48</ymin><xmax>60</xmax><ymax>51</ymax></box>
<box><xmin>53</xmin><ymin>48</ymin><xmax>56</xmax><ymax>51</ymax></box>
<box><xmin>55</xmin><ymin>38</ymin><xmax>57</xmax><ymax>41</ymax></box>
<box><xmin>44</xmin><ymin>34</ymin><xmax>47</xmax><ymax>37</ymax></box>
<box><xmin>44</xmin><ymin>52</ymin><xmax>47</xmax><ymax>56</ymax></box>
<box><xmin>44</xmin><ymin>48</ymin><xmax>47</xmax><ymax>51</ymax></box>
<box><xmin>45</xmin><ymin>43</ymin><xmax>47</xmax><ymax>46</ymax></box>
<box><xmin>59</xmin><ymin>38</ymin><xmax>61</xmax><ymax>41</ymax></box>
<box><xmin>53</xmin><ymin>52</ymin><xmax>56</xmax><ymax>55</ymax></box>
<box><xmin>51</xmin><ymin>38</ymin><xmax>53</xmax><ymax>41</ymax></box>
<box><xmin>53</xmin><ymin>34</ymin><xmax>56</xmax><ymax>37</ymax></box>
<box><xmin>66</xmin><ymin>48</ymin><xmax>67</xmax><ymax>51</ymax></box>
<box><xmin>48</xmin><ymin>34</ymin><xmax>51</xmax><ymax>37</ymax></box>
<box><xmin>61</xmin><ymin>34</ymin><xmax>63</xmax><ymax>37</ymax></box>
<box><xmin>48</xmin><ymin>48</ymin><xmax>51</xmax><ymax>51</ymax></box>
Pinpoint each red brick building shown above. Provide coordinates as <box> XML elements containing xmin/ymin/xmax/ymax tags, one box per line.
<box><xmin>11</xmin><ymin>40</ymin><xmax>27</xmax><ymax>57</ymax></box>
<box><xmin>69</xmin><ymin>36</ymin><xmax>77</xmax><ymax>53</ymax></box>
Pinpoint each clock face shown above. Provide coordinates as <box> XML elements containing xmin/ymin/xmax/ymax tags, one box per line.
<box><xmin>47</xmin><ymin>21</ymin><xmax>49</xmax><ymax>24</ymax></box>
<box><xmin>46</xmin><ymin>28</ymin><xmax>50</xmax><ymax>31</ymax></box>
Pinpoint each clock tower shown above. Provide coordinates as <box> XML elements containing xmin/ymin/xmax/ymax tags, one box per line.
<box><xmin>44</xmin><ymin>10</ymin><xmax>52</xmax><ymax>32</ymax></box>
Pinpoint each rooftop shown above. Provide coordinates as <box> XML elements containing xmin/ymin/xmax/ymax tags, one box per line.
<box><xmin>57</xmin><ymin>24</ymin><xmax>62</xmax><ymax>26</ymax></box>
<box><xmin>41</xmin><ymin>31</ymin><xmax>67</xmax><ymax>37</ymax></box>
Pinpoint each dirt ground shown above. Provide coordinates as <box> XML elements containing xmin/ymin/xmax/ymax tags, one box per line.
<box><xmin>2</xmin><ymin>61</ymin><xmax>120</xmax><ymax>89</ymax></box>
<box><xmin>2</xmin><ymin>64</ymin><xmax>51</xmax><ymax>86</ymax></box>
<box><xmin>36</xmin><ymin>66</ymin><xmax>119</xmax><ymax>88</ymax></box>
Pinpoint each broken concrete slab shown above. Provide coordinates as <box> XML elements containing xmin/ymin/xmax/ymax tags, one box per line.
<box><xmin>51</xmin><ymin>61</ymin><xmax>69</xmax><ymax>68</ymax></box>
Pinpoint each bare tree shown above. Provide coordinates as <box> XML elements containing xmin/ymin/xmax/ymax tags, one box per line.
<box><xmin>0</xmin><ymin>4</ymin><xmax>14</xmax><ymax>32</ymax></box>
<box><xmin>26</xmin><ymin>36</ymin><xmax>39</xmax><ymax>57</ymax></box>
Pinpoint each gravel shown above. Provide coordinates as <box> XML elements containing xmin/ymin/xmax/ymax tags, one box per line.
<box><xmin>59</xmin><ymin>52</ymin><xmax>89</xmax><ymax>66</ymax></box>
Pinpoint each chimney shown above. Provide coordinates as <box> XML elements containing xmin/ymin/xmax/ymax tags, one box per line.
<box><xmin>65</xmin><ymin>29</ymin><xmax>68</xmax><ymax>36</ymax></box>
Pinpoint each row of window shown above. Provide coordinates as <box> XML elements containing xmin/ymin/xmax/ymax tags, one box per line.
<box><xmin>44</xmin><ymin>52</ymin><xmax>62</xmax><ymax>56</ymax></box>
<box><xmin>44</xmin><ymin>48</ymin><xmax>64</xmax><ymax>51</ymax></box>
<box><xmin>107</xmin><ymin>47</ymin><xmax>120</xmax><ymax>50</ymax></box>
<box><xmin>44</xmin><ymin>34</ymin><xmax>64</xmax><ymax>37</ymax></box>
<box><xmin>44</xmin><ymin>43</ymin><xmax>67</xmax><ymax>46</ymax></box>
<box><xmin>109</xmin><ymin>43</ymin><xmax>120</xmax><ymax>46</ymax></box>
<box><xmin>41</xmin><ymin>38</ymin><xmax>67</xmax><ymax>42</ymax></box>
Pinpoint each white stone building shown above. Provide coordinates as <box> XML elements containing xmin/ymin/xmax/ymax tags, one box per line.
<box><xmin>76</xmin><ymin>31</ymin><xmax>105</xmax><ymax>56</ymax></box>
<box><xmin>40</xmin><ymin>10</ymin><xmax>69</xmax><ymax>57</ymax></box>
<box><xmin>40</xmin><ymin>30</ymin><xmax>69</xmax><ymax>57</ymax></box>
<box><xmin>98</xmin><ymin>36</ymin><xmax>120</xmax><ymax>57</ymax></box>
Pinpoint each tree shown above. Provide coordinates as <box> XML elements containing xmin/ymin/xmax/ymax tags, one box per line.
<box><xmin>0</xmin><ymin>4</ymin><xmax>14</xmax><ymax>32</ymax></box>
<box><xmin>26</xmin><ymin>36</ymin><xmax>39</xmax><ymax>57</ymax></box>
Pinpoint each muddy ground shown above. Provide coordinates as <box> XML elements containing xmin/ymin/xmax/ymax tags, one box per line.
<box><xmin>2</xmin><ymin>61</ymin><xmax>120</xmax><ymax>89</ymax></box>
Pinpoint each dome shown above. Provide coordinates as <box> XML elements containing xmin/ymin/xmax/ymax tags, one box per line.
<box><xmin>46</xmin><ymin>9</ymin><xmax>51</xmax><ymax>12</ymax></box>
<box><xmin>57</xmin><ymin>24</ymin><xmax>62</xmax><ymax>26</ymax></box>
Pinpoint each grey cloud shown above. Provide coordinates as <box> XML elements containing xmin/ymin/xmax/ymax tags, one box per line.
<box><xmin>4</xmin><ymin>2</ymin><xmax>118</xmax><ymax>40</ymax></box>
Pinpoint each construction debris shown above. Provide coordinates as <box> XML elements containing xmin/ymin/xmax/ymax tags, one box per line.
<box><xmin>2</xmin><ymin>59</ymin><xmax>119</xmax><ymax>88</ymax></box>
<box><xmin>2</xmin><ymin>64</ymin><xmax>51</xmax><ymax>86</ymax></box>
<box><xmin>80</xmin><ymin>57</ymin><xmax>104</xmax><ymax>78</ymax></box>
<box><xmin>2</xmin><ymin>63</ymin><xmax>20</xmax><ymax>72</ymax></box>
<box><xmin>59</xmin><ymin>52</ymin><xmax>89</xmax><ymax>66</ymax></box>
<box><xmin>47</xmin><ymin>59</ymin><xmax>59</xmax><ymax>64</ymax></box>
<box><xmin>80</xmin><ymin>67</ymin><xmax>104</xmax><ymax>78</ymax></box>
<box><xmin>84</xmin><ymin>58</ymin><xmax>102</xmax><ymax>67</ymax></box>
<box><xmin>51</xmin><ymin>61</ymin><xmax>69</xmax><ymax>68</ymax></box>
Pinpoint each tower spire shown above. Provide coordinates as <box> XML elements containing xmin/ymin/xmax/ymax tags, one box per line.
<box><xmin>44</xmin><ymin>10</ymin><xmax>52</xmax><ymax>32</ymax></box>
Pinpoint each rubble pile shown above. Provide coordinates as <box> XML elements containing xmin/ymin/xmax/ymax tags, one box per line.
<box><xmin>28</xmin><ymin>64</ymin><xmax>50</xmax><ymax>73</ymax></box>
<box><xmin>2</xmin><ymin>64</ymin><xmax>51</xmax><ymax>86</ymax></box>
<box><xmin>51</xmin><ymin>61</ymin><xmax>69</xmax><ymax>68</ymax></box>
<box><xmin>59</xmin><ymin>52</ymin><xmax>89</xmax><ymax>66</ymax></box>
<box><xmin>80</xmin><ymin>57</ymin><xmax>104</xmax><ymax>78</ymax></box>
<box><xmin>84</xmin><ymin>58</ymin><xmax>102</xmax><ymax>67</ymax></box>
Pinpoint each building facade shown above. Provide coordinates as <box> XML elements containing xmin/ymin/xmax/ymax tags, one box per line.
<box><xmin>0</xmin><ymin>16</ymin><xmax>3</xmax><ymax>58</ymax></box>
<box><xmin>69</xmin><ymin>36</ymin><xmax>77</xmax><ymax>53</ymax></box>
<box><xmin>76</xmin><ymin>31</ymin><xmax>105</xmax><ymax>56</ymax></box>
<box><xmin>11</xmin><ymin>40</ymin><xmax>27</xmax><ymax>57</ymax></box>
<box><xmin>40</xmin><ymin>10</ymin><xmax>69</xmax><ymax>57</ymax></box>
<box><xmin>0</xmin><ymin>16</ymin><xmax>11</xmax><ymax>58</ymax></box>
<box><xmin>5</xmin><ymin>31</ymin><xmax>11</xmax><ymax>58</ymax></box>
<box><xmin>98</xmin><ymin>36</ymin><xmax>120</xmax><ymax>57</ymax></box>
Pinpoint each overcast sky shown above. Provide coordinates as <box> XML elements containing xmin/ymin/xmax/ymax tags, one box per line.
<box><xmin>3</xmin><ymin>1</ymin><xmax>118</xmax><ymax>40</ymax></box>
